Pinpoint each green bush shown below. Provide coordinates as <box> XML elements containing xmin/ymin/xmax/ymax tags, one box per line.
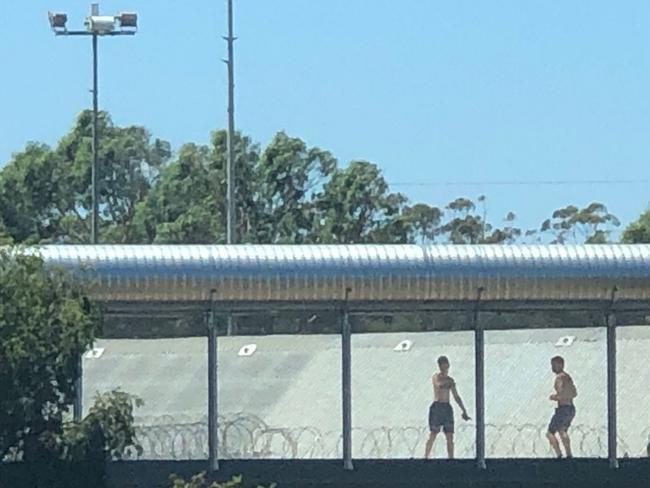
<box><xmin>169</xmin><ymin>473</ymin><xmax>275</xmax><ymax>488</ymax></box>
<box><xmin>0</xmin><ymin>247</ymin><xmax>142</xmax><ymax>487</ymax></box>
<box><xmin>0</xmin><ymin>247</ymin><xmax>97</xmax><ymax>460</ymax></box>
<box><xmin>42</xmin><ymin>389</ymin><xmax>143</xmax><ymax>462</ymax></box>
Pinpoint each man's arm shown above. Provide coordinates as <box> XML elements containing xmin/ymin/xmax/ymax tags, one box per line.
<box><xmin>451</xmin><ymin>384</ymin><xmax>470</xmax><ymax>420</ymax></box>
<box><xmin>549</xmin><ymin>376</ymin><xmax>561</xmax><ymax>401</ymax></box>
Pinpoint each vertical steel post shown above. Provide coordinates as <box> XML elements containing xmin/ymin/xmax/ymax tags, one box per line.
<box><xmin>91</xmin><ymin>32</ymin><xmax>99</xmax><ymax>244</ymax></box>
<box><xmin>74</xmin><ymin>24</ymin><xmax>99</xmax><ymax>423</ymax></box>
<box><xmin>73</xmin><ymin>354</ymin><xmax>83</xmax><ymax>421</ymax></box>
<box><xmin>606</xmin><ymin>310</ymin><xmax>618</xmax><ymax>469</ymax></box>
<box><xmin>341</xmin><ymin>288</ymin><xmax>353</xmax><ymax>470</ymax></box>
<box><xmin>208</xmin><ymin>293</ymin><xmax>219</xmax><ymax>471</ymax></box>
<box><xmin>224</xmin><ymin>0</ymin><xmax>236</xmax><ymax>338</ymax></box>
<box><xmin>225</xmin><ymin>0</ymin><xmax>236</xmax><ymax>245</ymax></box>
<box><xmin>473</xmin><ymin>288</ymin><xmax>485</xmax><ymax>469</ymax></box>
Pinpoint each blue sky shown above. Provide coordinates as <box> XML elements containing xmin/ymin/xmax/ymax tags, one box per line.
<box><xmin>2</xmin><ymin>1</ymin><xmax>650</xmax><ymax>236</ymax></box>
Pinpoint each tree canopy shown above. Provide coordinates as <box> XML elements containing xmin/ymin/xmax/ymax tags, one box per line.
<box><xmin>0</xmin><ymin>112</ymin><xmax>170</xmax><ymax>245</ymax></box>
<box><xmin>540</xmin><ymin>203</ymin><xmax>620</xmax><ymax>244</ymax></box>
<box><xmin>622</xmin><ymin>208</ymin><xmax>650</xmax><ymax>243</ymax></box>
<box><xmin>0</xmin><ymin>110</ymin><xmax>633</xmax><ymax>247</ymax></box>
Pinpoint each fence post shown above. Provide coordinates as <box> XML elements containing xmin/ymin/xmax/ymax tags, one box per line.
<box><xmin>73</xmin><ymin>354</ymin><xmax>83</xmax><ymax>421</ymax></box>
<box><xmin>208</xmin><ymin>290</ymin><xmax>219</xmax><ymax>472</ymax></box>
<box><xmin>473</xmin><ymin>287</ymin><xmax>486</xmax><ymax>470</ymax></box>
<box><xmin>606</xmin><ymin>305</ymin><xmax>618</xmax><ymax>469</ymax></box>
<box><xmin>341</xmin><ymin>287</ymin><xmax>353</xmax><ymax>471</ymax></box>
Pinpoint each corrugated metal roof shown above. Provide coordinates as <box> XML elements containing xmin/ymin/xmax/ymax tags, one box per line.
<box><xmin>83</xmin><ymin>328</ymin><xmax>650</xmax><ymax>460</ymax></box>
<box><xmin>33</xmin><ymin>244</ymin><xmax>650</xmax><ymax>307</ymax></box>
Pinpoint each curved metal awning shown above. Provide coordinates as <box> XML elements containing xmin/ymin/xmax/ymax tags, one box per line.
<box><xmin>32</xmin><ymin>244</ymin><xmax>650</xmax><ymax>313</ymax></box>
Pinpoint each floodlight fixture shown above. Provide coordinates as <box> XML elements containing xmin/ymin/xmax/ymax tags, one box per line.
<box><xmin>117</xmin><ymin>12</ymin><xmax>137</xmax><ymax>30</ymax></box>
<box><xmin>48</xmin><ymin>11</ymin><xmax>68</xmax><ymax>31</ymax></box>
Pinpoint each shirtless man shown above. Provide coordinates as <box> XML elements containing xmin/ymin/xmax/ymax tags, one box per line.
<box><xmin>424</xmin><ymin>356</ymin><xmax>470</xmax><ymax>459</ymax></box>
<box><xmin>546</xmin><ymin>356</ymin><xmax>578</xmax><ymax>459</ymax></box>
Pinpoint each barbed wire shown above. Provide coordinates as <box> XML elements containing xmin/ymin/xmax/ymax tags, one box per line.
<box><xmin>126</xmin><ymin>414</ymin><xmax>650</xmax><ymax>461</ymax></box>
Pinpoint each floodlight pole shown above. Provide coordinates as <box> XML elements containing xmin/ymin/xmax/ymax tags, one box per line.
<box><xmin>91</xmin><ymin>31</ymin><xmax>99</xmax><ymax>246</ymax></box>
<box><xmin>49</xmin><ymin>2</ymin><xmax>137</xmax><ymax>422</ymax></box>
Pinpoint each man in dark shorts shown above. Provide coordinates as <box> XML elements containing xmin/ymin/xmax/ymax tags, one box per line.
<box><xmin>424</xmin><ymin>356</ymin><xmax>470</xmax><ymax>459</ymax></box>
<box><xmin>546</xmin><ymin>355</ymin><xmax>578</xmax><ymax>458</ymax></box>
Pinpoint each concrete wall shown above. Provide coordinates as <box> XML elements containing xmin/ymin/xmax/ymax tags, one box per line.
<box><xmin>82</xmin><ymin>327</ymin><xmax>650</xmax><ymax>460</ymax></box>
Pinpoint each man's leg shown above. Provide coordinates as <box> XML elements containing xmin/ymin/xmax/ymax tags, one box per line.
<box><xmin>425</xmin><ymin>432</ymin><xmax>437</xmax><ymax>459</ymax></box>
<box><xmin>546</xmin><ymin>431</ymin><xmax>562</xmax><ymax>458</ymax></box>
<box><xmin>444</xmin><ymin>432</ymin><xmax>454</xmax><ymax>459</ymax></box>
<box><xmin>558</xmin><ymin>430</ymin><xmax>572</xmax><ymax>458</ymax></box>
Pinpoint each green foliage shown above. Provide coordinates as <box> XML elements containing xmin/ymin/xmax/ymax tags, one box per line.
<box><xmin>169</xmin><ymin>473</ymin><xmax>275</xmax><ymax>488</ymax></box>
<box><xmin>0</xmin><ymin>143</ymin><xmax>62</xmax><ymax>244</ymax></box>
<box><xmin>312</xmin><ymin>160</ymin><xmax>408</xmax><ymax>243</ymax></box>
<box><xmin>0</xmin><ymin>220</ymin><xmax>13</xmax><ymax>245</ymax></box>
<box><xmin>431</xmin><ymin>196</ymin><xmax>522</xmax><ymax>244</ymax></box>
<box><xmin>132</xmin><ymin>131</ymin><xmax>259</xmax><ymax>244</ymax></box>
<box><xmin>0</xmin><ymin>110</ymin><xmax>627</xmax><ymax>247</ymax></box>
<box><xmin>483</xmin><ymin>211</ymin><xmax>522</xmax><ymax>244</ymax></box>
<box><xmin>540</xmin><ymin>202</ymin><xmax>620</xmax><ymax>244</ymax></box>
<box><xmin>0</xmin><ymin>111</ymin><xmax>170</xmax><ymax>244</ymax></box>
<box><xmin>54</xmin><ymin>111</ymin><xmax>171</xmax><ymax>243</ymax></box>
<box><xmin>403</xmin><ymin>203</ymin><xmax>442</xmax><ymax>243</ymax></box>
<box><xmin>133</xmin><ymin>142</ymin><xmax>221</xmax><ymax>243</ymax></box>
<box><xmin>0</xmin><ymin>248</ymin><xmax>142</xmax><ymax>473</ymax></box>
<box><xmin>43</xmin><ymin>390</ymin><xmax>144</xmax><ymax>462</ymax></box>
<box><xmin>622</xmin><ymin>208</ymin><xmax>650</xmax><ymax>243</ymax></box>
<box><xmin>0</xmin><ymin>247</ymin><xmax>98</xmax><ymax>460</ymax></box>
<box><xmin>132</xmin><ymin>132</ymin><xmax>405</xmax><ymax>245</ymax></box>
<box><xmin>254</xmin><ymin>132</ymin><xmax>336</xmax><ymax>243</ymax></box>
<box><xmin>441</xmin><ymin>197</ymin><xmax>484</xmax><ymax>244</ymax></box>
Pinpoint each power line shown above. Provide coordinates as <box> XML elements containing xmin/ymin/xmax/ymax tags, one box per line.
<box><xmin>389</xmin><ymin>179</ymin><xmax>650</xmax><ymax>188</ymax></box>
